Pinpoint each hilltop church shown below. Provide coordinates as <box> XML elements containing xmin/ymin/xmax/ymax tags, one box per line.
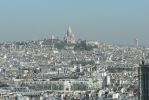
<box><xmin>64</xmin><ymin>26</ymin><xmax>76</xmax><ymax>44</ymax></box>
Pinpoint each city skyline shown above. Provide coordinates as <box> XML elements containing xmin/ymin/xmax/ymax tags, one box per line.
<box><xmin>0</xmin><ymin>0</ymin><xmax>149</xmax><ymax>45</ymax></box>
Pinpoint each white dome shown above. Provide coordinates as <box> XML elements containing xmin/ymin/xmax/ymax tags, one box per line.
<box><xmin>68</xmin><ymin>26</ymin><xmax>72</xmax><ymax>33</ymax></box>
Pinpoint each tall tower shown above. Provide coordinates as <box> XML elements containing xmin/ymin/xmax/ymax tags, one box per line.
<box><xmin>138</xmin><ymin>59</ymin><xmax>149</xmax><ymax>100</ymax></box>
<box><xmin>134</xmin><ymin>38</ymin><xmax>139</xmax><ymax>47</ymax></box>
<box><xmin>64</xmin><ymin>26</ymin><xmax>76</xmax><ymax>44</ymax></box>
<box><xmin>51</xmin><ymin>35</ymin><xmax>55</xmax><ymax>50</ymax></box>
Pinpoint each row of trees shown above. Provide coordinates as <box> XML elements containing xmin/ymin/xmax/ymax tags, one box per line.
<box><xmin>54</xmin><ymin>40</ymin><xmax>98</xmax><ymax>51</ymax></box>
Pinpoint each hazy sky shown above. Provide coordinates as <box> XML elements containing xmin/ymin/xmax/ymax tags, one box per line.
<box><xmin>0</xmin><ymin>0</ymin><xmax>149</xmax><ymax>45</ymax></box>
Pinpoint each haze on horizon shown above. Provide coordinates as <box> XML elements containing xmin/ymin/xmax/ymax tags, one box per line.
<box><xmin>0</xmin><ymin>0</ymin><xmax>148</xmax><ymax>45</ymax></box>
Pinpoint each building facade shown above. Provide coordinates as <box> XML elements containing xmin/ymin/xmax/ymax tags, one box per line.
<box><xmin>138</xmin><ymin>61</ymin><xmax>149</xmax><ymax>100</ymax></box>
